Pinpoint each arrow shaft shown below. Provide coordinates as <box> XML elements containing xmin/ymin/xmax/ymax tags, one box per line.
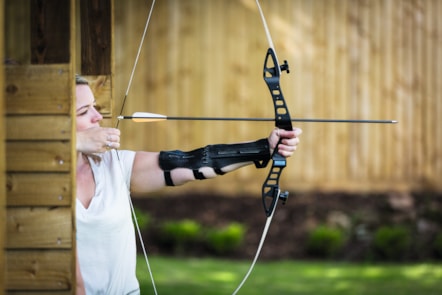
<box><xmin>117</xmin><ymin>115</ymin><xmax>397</xmax><ymax>124</ymax></box>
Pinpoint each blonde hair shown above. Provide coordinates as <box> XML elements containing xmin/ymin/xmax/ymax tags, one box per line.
<box><xmin>75</xmin><ymin>74</ymin><xmax>89</xmax><ymax>85</ymax></box>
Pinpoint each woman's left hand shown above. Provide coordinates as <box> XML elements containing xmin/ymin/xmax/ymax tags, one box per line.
<box><xmin>268</xmin><ymin>127</ymin><xmax>302</xmax><ymax>157</ymax></box>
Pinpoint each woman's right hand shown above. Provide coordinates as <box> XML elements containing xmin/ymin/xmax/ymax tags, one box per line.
<box><xmin>76</xmin><ymin>127</ymin><xmax>120</xmax><ymax>154</ymax></box>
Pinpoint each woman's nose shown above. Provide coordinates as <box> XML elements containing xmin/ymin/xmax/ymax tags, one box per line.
<box><xmin>92</xmin><ymin>107</ymin><xmax>103</xmax><ymax>122</ymax></box>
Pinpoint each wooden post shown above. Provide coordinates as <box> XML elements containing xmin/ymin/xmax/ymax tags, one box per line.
<box><xmin>1</xmin><ymin>0</ymin><xmax>6</xmax><ymax>290</ymax></box>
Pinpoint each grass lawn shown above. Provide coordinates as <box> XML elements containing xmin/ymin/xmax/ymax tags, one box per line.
<box><xmin>136</xmin><ymin>256</ymin><xmax>442</xmax><ymax>295</ymax></box>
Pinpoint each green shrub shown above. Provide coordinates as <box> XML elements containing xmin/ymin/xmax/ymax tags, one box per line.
<box><xmin>306</xmin><ymin>225</ymin><xmax>346</xmax><ymax>258</ymax></box>
<box><xmin>433</xmin><ymin>232</ymin><xmax>442</xmax><ymax>258</ymax></box>
<box><xmin>160</xmin><ymin>219</ymin><xmax>203</xmax><ymax>253</ymax></box>
<box><xmin>205</xmin><ymin>223</ymin><xmax>246</xmax><ymax>254</ymax></box>
<box><xmin>373</xmin><ymin>225</ymin><xmax>411</xmax><ymax>261</ymax></box>
<box><xmin>132</xmin><ymin>207</ymin><xmax>151</xmax><ymax>231</ymax></box>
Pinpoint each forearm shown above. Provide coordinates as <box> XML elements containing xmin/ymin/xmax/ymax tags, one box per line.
<box><xmin>159</xmin><ymin>138</ymin><xmax>271</xmax><ymax>186</ymax></box>
<box><xmin>131</xmin><ymin>128</ymin><xmax>301</xmax><ymax>194</ymax></box>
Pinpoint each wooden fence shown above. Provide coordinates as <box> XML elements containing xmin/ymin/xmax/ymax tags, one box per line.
<box><xmin>113</xmin><ymin>0</ymin><xmax>442</xmax><ymax>195</ymax></box>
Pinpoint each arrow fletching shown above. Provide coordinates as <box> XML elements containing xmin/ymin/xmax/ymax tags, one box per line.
<box><xmin>118</xmin><ymin>112</ymin><xmax>167</xmax><ymax>122</ymax></box>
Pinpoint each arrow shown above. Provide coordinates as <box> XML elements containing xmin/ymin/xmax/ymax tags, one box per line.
<box><xmin>118</xmin><ymin>112</ymin><xmax>398</xmax><ymax>124</ymax></box>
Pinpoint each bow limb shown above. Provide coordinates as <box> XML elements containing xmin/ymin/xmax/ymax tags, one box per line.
<box><xmin>231</xmin><ymin>2</ymin><xmax>293</xmax><ymax>294</ymax></box>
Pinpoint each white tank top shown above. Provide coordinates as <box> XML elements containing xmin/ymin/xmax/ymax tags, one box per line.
<box><xmin>76</xmin><ymin>150</ymin><xmax>140</xmax><ymax>294</ymax></box>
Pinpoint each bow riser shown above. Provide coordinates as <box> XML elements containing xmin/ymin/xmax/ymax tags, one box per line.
<box><xmin>261</xmin><ymin>48</ymin><xmax>293</xmax><ymax>217</ymax></box>
<box><xmin>264</xmin><ymin>48</ymin><xmax>293</xmax><ymax>132</ymax></box>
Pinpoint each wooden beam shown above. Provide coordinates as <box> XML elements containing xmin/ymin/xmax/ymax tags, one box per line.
<box><xmin>6</xmin><ymin>250</ymin><xmax>72</xmax><ymax>291</ymax></box>
<box><xmin>7</xmin><ymin>173</ymin><xmax>71</xmax><ymax>207</ymax></box>
<box><xmin>6</xmin><ymin>116</ymin><xmax>71</xmax><ymax>140</ymax></box>
<box><xmin>5</xmin><ymin>65</ymin><xmax>71</xmax><ymax>115</ymax></box>
<box><xmin>6</xmin><ymin>207</ymin><xmax>72</xmax><ymax>249</ymax></box>
<box><xmin>6</xmin><ymin>142</ymin><xmax>71</xmax><ymax>172</ymax></box>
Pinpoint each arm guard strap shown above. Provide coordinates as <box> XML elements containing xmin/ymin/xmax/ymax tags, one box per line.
<box><xmin>159</xmin><ymin>138</ymin><xmax>270</xmax><ymax>186</ymax></box>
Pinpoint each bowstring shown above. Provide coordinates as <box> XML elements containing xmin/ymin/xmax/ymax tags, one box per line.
<box><xmin>115</xmin><ymin>0</ymin><xmax>158</xmax><ymax>294</ymax></box>
<box><xmin>231</xmin><ymin>191</ymin><xmax>280</xmax><ymax>295</ymax></box>
<box><xmin>116</xmin><ymin>0</ymin><xmax>157</xmax><ymax>129</ymax></box>
<box><xmin>231</xmin><ymin>1</ymin><xmax>281</xmax><ymax>294</ymax></box>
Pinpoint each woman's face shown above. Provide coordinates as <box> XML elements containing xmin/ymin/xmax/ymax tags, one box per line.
<box><xmin>76</xmin><ymin>84</ymin><xmax>103</xmax><ymax>131</ymax></box>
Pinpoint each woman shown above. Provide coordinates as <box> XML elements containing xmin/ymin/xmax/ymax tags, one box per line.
<box><xmin>75</xmin><ymin>75</ymin><xmax>302</xmax><ymax>294</ymax></box>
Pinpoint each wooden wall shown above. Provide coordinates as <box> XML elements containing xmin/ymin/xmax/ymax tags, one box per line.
<box><xmin>2</xmin><ymin>0</ymin><xmax>115</xmax><ymax>292</ymax></box>
<box><xmin>3</xmin><ymin>0</ymin><xmax>115</xmax><ymax>292</ymax></box>
<box><xmin>3</xmin><ymin>0</ymin><xmax>77</xmax><ymax>293</ymax></box>
<box><xmin>111</xmin><ymin>0</ymin><xmax>442</xmax><ymax>196</ymax></box>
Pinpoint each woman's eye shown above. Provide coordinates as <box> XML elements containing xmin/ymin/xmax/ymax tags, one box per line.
<box><xmin>77</xmin><ymin>109</ymin><xmax>88</xmax><ymax>116</ymax></box>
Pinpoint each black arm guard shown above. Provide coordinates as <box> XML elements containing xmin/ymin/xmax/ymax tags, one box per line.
<box><xmin>159</xmin><ymin>138</ymin><xmax>271</xmax><ymax>186</ymax></box>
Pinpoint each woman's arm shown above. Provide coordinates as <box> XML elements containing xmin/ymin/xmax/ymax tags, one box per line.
<box><xmin>130</xmin><ymin>128</ymin><xmax>302</xmax><ymax>194</ymax></box>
